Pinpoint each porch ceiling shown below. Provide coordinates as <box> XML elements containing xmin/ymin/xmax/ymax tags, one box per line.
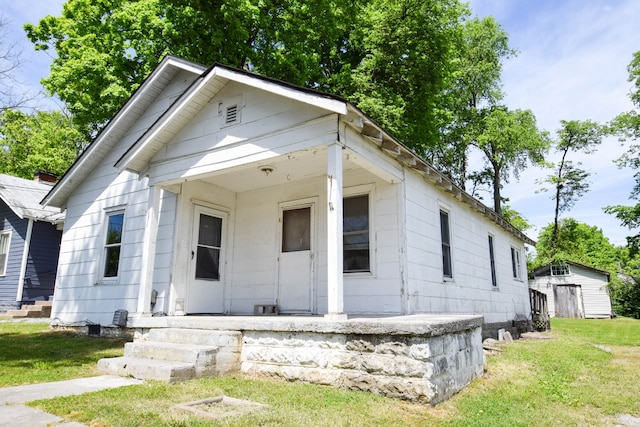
<box><xmin>189</xmin><ymin>146</ymin><xmax>364</xmax><ymax>193</ymax></box>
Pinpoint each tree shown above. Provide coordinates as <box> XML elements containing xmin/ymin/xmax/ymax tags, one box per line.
<box><xmin>472</xmin><ymin>106</ymin><xmax>550</xmax><ymax>215</ymax></box>
<box><xmin>0</xmin><ymin>16</ymin><xmax>31</xmax><ymax>110</ymax></box>
<box><xmin>531</xmin><ymin>218</ymin><xmax>618</xmax><ymax>273</ymax></box>
<box><xmin>501</xmin><ymin>205</ymin><xmax>531</xmax><ymax>233</ymax></box>
<box><xmin>537</xmin><ymin>120</ymin><xmax>603</xmax><ymax>241</ymax></box>
<box><xmin>433</xmin><ymin>16</ymin><xmax>515</xmax><ymax>189</ymax></box>
<box><xmin>0</xmin><ymin>109</ymin><xmax>83</xmax><ymax>179</ymax></box>
<box><xmin>25</xmin><ymin>0</ymin><xmax>365</xmax><ymax>138</ymax></box>
<box><xmin>344</xmin><ymin>0</ymin><xmax>469</xmax><ymax>151</ymax></box>
<box><xmin>606</xmin><ymin>50</ymin><xmax>640</xmax><ymax>255</ymax></box>
<box><xmin>25</xmin><ymin>0</ymin><xmax>470</xmax><ymax>150</ymax></box>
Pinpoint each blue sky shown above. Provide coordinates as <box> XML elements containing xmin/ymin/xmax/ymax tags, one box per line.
<box><xmin>2</xmin><ymin>0</ymin><xmax>640</xmax><ymax>245</ymax></box>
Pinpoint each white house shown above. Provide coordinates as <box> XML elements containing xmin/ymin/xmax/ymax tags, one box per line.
<box><xmin>42</xmin><ymin>56</ymin><xmax>534</xmax><ymax>337</ymax></box>
<box><xmin>529</xmin><ymin>261</ymin><xmax>612</xmax><ymax>318</ymax></box>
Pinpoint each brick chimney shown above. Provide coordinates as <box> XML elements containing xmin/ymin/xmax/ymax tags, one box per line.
<box><xmin>34</xmin><ymin>170</ymin><xmax>59</xmax><ymax>185</ymax></box>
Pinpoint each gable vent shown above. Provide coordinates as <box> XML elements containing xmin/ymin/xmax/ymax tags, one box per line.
<box><xmin>225</xmin><ymin>105</ymin><xmax>238</xmax><ymax>124</ymax></box>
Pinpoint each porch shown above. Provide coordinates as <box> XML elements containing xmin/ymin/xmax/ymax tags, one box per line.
<box><xmin>98</xmin><ymin>314</ymin><xmax>484</xmax><ymax>403</ymax></box>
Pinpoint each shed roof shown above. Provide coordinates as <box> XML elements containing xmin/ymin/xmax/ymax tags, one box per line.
<box><xmin>531</xmin><ymin>261</ymin><xmax>610</xmax><ymax>278</ymax></box>
<box><xmin>0</xmin><ymin>174</ymin><xmax>64</xmax><ymax>224</ymax></box>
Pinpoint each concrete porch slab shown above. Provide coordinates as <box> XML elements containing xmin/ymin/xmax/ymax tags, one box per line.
<box><xmin>129</xmin><ymin>314</ymin><xmax>483</xmax><ymax>336</ymax></box>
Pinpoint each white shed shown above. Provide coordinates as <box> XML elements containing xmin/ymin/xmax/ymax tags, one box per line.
<box><xmin>42</xmin><ymin>56</ymin><xmax>535</xmax><ymax>337</ymax></box>
<box><xmin>529</xmin><ymin>261</ymin><xmax>612</xmax><ymax>318</ymax></box>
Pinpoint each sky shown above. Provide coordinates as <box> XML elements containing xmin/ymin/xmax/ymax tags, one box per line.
<box><xmin>1</xmin><ymin>0</ymin><xmax>640</xmax><ymax>246</ymax></box>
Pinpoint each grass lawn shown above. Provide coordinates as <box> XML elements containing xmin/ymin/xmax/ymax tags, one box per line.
<box><xmin>1</xmin><ymin>317</ymin><xmax>639</xmax><ymax>426</ymax></box>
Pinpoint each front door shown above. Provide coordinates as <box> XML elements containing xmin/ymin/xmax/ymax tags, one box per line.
<box><xmin>278</xmin><ymin>202</ymin><xmax>315</xmax><ymax>313</ymax></box>
<box><xmin>186</xmin><ymin>205</ymin><xmax>226</xmax><ymax>314</ymax></box>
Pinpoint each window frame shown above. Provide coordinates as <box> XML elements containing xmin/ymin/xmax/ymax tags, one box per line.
<box><xmin>551</xmin><ymin>264</ymin><xmax>571</xmax><ymax>276</ymax></box>
<box><xmin>488</xmin><ymin>234</ymin><xmax>497</xmax><ymax>287</ymax></box>
<box><xmin>510</xmin><ymin>246</ymin><xmax>522</xmax><ymax>280</ymax></box>
<box><xmin>343</xmin><ymin>185</ymin><xmax>374</xmax><ymax>276</ymax></box>
<box><xmin>440</xmin><ymin>209</ymin><xmax>453</xmax><ymax>279</ymax></box>
<box><xmin>99</xmin><ymin>208</ymin><xmax>126</xmax><ymax>284</ymax></box>
<box><xmin>0</xmin><ymin>230</ymin><xmax>11</xmax><ymax>277</ymax></box>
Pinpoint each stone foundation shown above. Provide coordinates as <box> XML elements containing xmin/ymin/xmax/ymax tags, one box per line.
<box><xmin>120</xmin><ymin>314</ymin><xmax>484</xmax><ymax>403</ymax></box>
<box><xmin>241</xmin><ymin>326</ymin><xmax>483</xmax><ymax>403</ymax></box>
<box><xmin>482</xmin><ymin>319</ymin><xmax>531</xmax><ymax>341</ymax></box>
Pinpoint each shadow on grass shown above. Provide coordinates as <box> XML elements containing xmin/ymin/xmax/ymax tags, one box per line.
<box><xmin>0</xmin><ymin>325</ymin><xmax>129</xmax><ymax>386</ymax></box>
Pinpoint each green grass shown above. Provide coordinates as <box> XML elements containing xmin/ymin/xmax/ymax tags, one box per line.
<box><xmin>0</xmin><ymin>320</ymin><xmax>128</xmax><ymax>386</ymax></box>
<box><xmin>1</xmin><ymin>318</ymin><xmax>639</xmax><ymax>426</ymax></box>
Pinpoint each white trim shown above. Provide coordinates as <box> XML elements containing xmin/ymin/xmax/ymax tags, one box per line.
<box><xmin>0</xmin><ymin>230</ymin><xmax>12</xmax><ymax>277</ymax></box>
<box><xmin>343</xmin><ymin>183</ymin><xmax>376</xmax><ymax>277</ymax></box>
<box><xmin>98</xmin><ymin>208</ymin><xmax>126</xmax><ymax>285</ymax></box>
<box><xmin>16</xmin><ymin>219</ymin><xmax>34</xmax><ymax>303</ymax></box>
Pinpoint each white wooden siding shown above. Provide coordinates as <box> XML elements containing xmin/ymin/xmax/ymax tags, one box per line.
<box><xmin>529</xmin><ymin>264</ymin><xmax>612</xmax><ymax>318</ymax></box>
<box><xmin>403</xmin><ymin>170</ymin><xmax>530</xmax><ymax>324</ymax></box>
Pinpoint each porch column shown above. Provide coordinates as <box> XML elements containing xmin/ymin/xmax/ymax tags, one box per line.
<box><xmin>136</xmin><ymin>185</ymin><xmax>161</xmax><ymax>317</ymax></box>
<box><xmin>16</xmin><ymin>218</ymin><xmax>34</xmax><ymax>305</ymax></box>
<box><xmin>326</xmin><ymin>142</ymin><xmax>346</xmax><ymax>318</ymax></box>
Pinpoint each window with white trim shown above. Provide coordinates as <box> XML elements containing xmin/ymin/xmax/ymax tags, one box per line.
<box><xmin>103</xmin><ymin>211</ymin><xmax>125</xmax><ymax>278</ymax></box>
<box><xmin>0</xmin><ymin>231</ymin><xmax>11</xmax><ymax>276</ymax></box>
<box><xmin>440</xmin><ymin>209</ymin><xmax>452</xmax><ymax>278</ymax></box>
<box><xmin>511</xmin><ymin>246</ymin><xmax>522</xmax><ymax>279</ymax></box>
<box><xmin>343</xmin><ymin>194</ymin><xmax>370</xmax><ymax>273</ymax></box>
<box><xmin>488</xmin><ymin>235</ymin><xmax>497</xmax><ymax>287</ymax></box>
<box><xmin>551</xmin><ymin>264</ymin><xmax>570</xmax><ymax>276</ymax></box>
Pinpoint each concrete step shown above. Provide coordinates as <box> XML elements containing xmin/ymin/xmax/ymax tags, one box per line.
<box><xmin>147</xmin><ymin>328</ymin><xmax>242</xmax><ymax>347</ymax></box>
<box><xmin>124</xmin><ymin>341</ymin><xmax>219</xmax><ymax>376</ymax></box>
<box><xmin>5</xmin><ymin>303</ymin><xmax>52</xmax><ymax>319</ymax></box>
<box><xmin>34</xmin><ymin>301</ymin><xmax>53</xmax><ymax>307</ymax></box>
<box><xmin>97</xmin><ymin>356</ymin><xmax>195</xmax><ymax>382</ymax></box>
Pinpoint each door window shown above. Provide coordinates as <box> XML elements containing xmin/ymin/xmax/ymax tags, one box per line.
<box><xmin>282</xmin><ymin>207</ymin><xmax>311</xmax><ymax>252</ymax></box>
<box><xmin>195</xmin><ymin>214</ymin><xmax>222</xmax><ymax>280</ymax></box>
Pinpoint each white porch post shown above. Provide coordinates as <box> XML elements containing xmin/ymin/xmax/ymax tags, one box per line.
<box><xmin>326</xmin><ymin>142</ymin><xmax>345</xmax><ymax>318</ymax></box>
<box><xmin>136</xmin><ymin>185</ymin><xmax>161</xmax><ymax>317</ymax></box>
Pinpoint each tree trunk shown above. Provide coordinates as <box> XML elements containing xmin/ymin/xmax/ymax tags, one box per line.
<box><xmin>493</xmin><ymin>165</ymin><xmax>502</xmax><ymax>215</ymax></box>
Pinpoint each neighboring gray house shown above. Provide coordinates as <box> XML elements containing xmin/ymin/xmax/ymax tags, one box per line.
<box><xmin>42</xmin><ymin>56</ymin><xmax>535</xmax><ymax>336</ymax></box>
<box><xmin>529</xmin><ymin>261</ymin><xmax>612</xmax><ymax>318</ymax></box>
<box><xmin>0</xmin><ymin>173</ymin><xmax>64</xmax><ymax>311</ymax></box>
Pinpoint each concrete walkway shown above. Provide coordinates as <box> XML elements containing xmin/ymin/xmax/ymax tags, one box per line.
<box><xmin>0</xmin><ymin>375</ymin><xmax>142</xmax><ymax>427</ymax></box>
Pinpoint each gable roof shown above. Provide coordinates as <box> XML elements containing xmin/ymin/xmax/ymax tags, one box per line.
<box><xmin>41</xmin><ymin>55</ymin><xmax>535</xmax><ymax>246</ymax></box>
<box><xmin>0</xmin><ymin>174</ymin><xmax>63</xmax><ymax>224</ymax></box>
<box><xmin>532</xmin><ymin>261</ymin><xmax>610</xmax><ymax>278</ymax></box>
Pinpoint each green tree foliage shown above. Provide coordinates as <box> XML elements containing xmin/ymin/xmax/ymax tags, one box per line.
<box><xmin>434</xmin><ymin>16</ymin><xmax>515</xmax><ymax>189</ymax></box>
<box><xmin>0</xmin><ymin>109</ymin><xmax>83</xmax><ymax>178</ymax></box>
<box><xmin>537</xmin><ymin>120</ymin><xmax>603</xmax><ymax>240</ymax></box>
<box><xmin>607</xmin><ymin>50</ymin><xmax>640</xmax><ymax>255</ymax></box>
<box><xmin>344</xmin><ymin>0</ymin><xmax>468</xmax><ymax>149</ymax></box>
<box><xmin>25</xmin><ymin>0</ymin><xmax>364</xmax><ymax>138</ymax></box>
<box><xmin>608</xmin><ymin>247</ymin><xmax>640</xmax><ymax>319</ymax></box>
<box><xmin>532</xmin><ymin>218</ymin><xmax>619</xmax><ymax>272</ymax></box>
<box><xmin>501</xmin><ymin>205</ymin><xmax>531</xmax><ymax>232</ymax></box>
<box><xmin>25</xmin><ymin>0</ymin><xmax>468</xmax><ymax>147</ymax></box>
<box><xmin>472</xmin><ymin>107</ymin><xmax>550</xmax><ymax>215</ymax></box>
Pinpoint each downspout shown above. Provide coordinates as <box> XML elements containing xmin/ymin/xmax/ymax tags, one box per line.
<box><xmin>16</xmin><ymin>218</ymin><xmax>34</xmax><ymax>306</ymax></box>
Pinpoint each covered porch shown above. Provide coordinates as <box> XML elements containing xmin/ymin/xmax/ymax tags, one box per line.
<box><xmin>133</xmin><ymin>135</ymin><xmax>407</xmax><ymax>320</ymax></box>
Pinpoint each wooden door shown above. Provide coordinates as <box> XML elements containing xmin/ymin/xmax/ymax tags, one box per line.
<box><xmin>278</xmin><ymin>204</ymin><xmax>314</xmax><ymax>313</ymax></box>
<box><xmin>553</xmin><ymin>285</ymin><xmax>583</xmax><ymax>318</ymax></box>
<box><xmin>186</xmin><ymin>205</ymin><xmax>225</xmax><ymax>314</ymax></box>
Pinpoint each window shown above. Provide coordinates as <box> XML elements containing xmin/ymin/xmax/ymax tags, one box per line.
<box><xmin>343</xmin><ymin>195</ymin><xmax>369</xmax><ymax>273</ymax></box>
<box><xmin>103</xmin><ymin>212</ymin><xmax>124</xmax><ymax>278</ymax></box>
<box><xmin>440</xmin><ymin>210</ymin><xmax>452</xmax><ymax>278</ymax></box>
<box><xmin>511</xmin><ymin>247</ymin><xmax>522</xmax><ymax>279</ymax></box>
<box><xmin>551</xmin><ymin>264</ymin><xmax>570</xmax><ymax>276</ymax></box>
<box><xmin>488</xmin><ymin>235</ymin><xmax>497</xmax><ymax>287</ymax></box>
<box><xmin>0</xmin><ymin>231</ymin><xmax>11</xmax><ymax>276</ymax></box>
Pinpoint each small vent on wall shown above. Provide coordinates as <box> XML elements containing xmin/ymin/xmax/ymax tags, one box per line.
<box><xmin>225</xmin><ymin>105</ymin><xmax>238</xmax><ymax>124</ymax></box>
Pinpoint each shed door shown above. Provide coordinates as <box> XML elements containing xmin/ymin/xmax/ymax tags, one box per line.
<box><xmin>554</xmin><ymin>285</ymin><xmax>583</xmax><ymax>318</ymax></box>
<box><xmin>186</xmin><ymin>205</ymin><xmax>225</xmax><ymax>314</ymax></box>
<box><xmin>278</xmin><ymin>204</ymin><xmax>314</xmax><ymax>313</ymax></box>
